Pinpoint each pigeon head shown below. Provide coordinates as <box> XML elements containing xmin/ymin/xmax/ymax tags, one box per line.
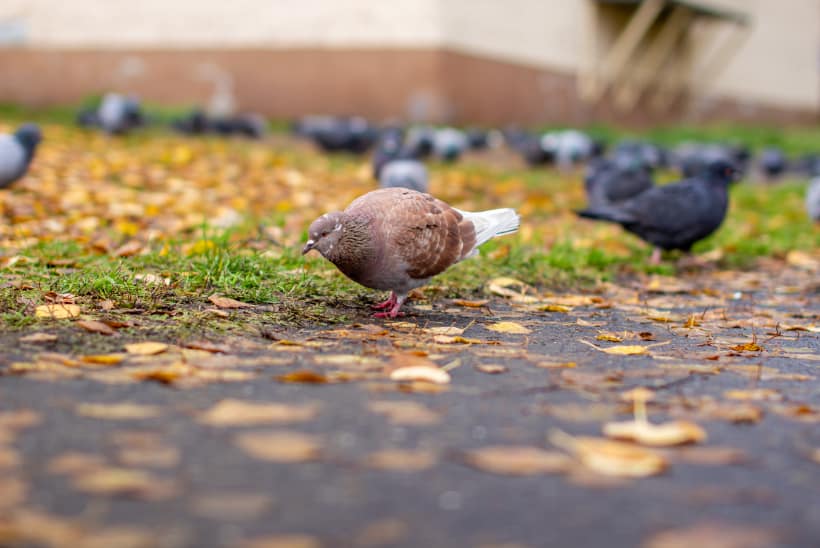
<box><xmin>302</xmin><ymin>212</ymin><xmax>344</xmax><ymax>256</ymax></box>
<box><xmin>14</xmin><ymin>124</ymin><xmax>42</xmax><ymax>158</ymax></box>
<box><xmin>705</xmin><ymin>158</ymin><xmax>741</xmax><ymax>185</ymax></box>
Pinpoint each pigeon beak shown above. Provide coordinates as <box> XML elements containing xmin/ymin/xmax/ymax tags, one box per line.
<box><xmin>302</xmin><ymin>240</ymin><xmax>315</xmax><ymax>255</ymax></box>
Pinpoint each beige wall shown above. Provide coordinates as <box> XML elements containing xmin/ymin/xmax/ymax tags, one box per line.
<box><xmin>1</xmin><ymin>0</ymin><xmax>818</xmax><ymax>116</ymax></box>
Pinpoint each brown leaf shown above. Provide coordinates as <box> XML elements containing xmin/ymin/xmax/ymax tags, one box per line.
<box><xmin>75</xmin><ymin>403</ymin><xmax>161</xmax><ymax>420</ymax></box>
<box><xmin>112</xmin><ymin>240</ymin><xmax>144</xmax><ymax>257</ymax></box>
<box><xmin>365</xmin><ymin>449</ymin><xmax>438</xmax><ymax>471</ymax></box>
<box><xmin>276</xmin><ymin>370</ymin><xmax>328</xmax><ymax>384</ymax></box>
<box><xmin>72</xmin><ymin>467</ymin><xmax>175</xmax><ymax>499</ymax></box>
<box><xmin>184</xmin><ymin>340</ymin><xmax>231</xmax><ymax>353</ymax></box>
<box><xmin>643</xmin><ymin>521</ymin><xmax>779</xmax><ymax>548</ymax></box>
<box><xmin>209</xmin><ymin>295</ymin><xmax>253</xmax><ymax>309</ymax></box>
<box><xmin>19</xmin><ymin>332</ymin><xmax>58</xmax><ymax>343</ymax></box>
<box><xmin>191</xmin><ymin>492</ymin><xmax>271</xmax><ymax>521</ymax></box>
<box><xmin>242</xmin><ymin>534</ymin><xmax>321</xmax><ymax>548</ymax></box>
<box><xmin>77</xmin><ymin>319</ymin><xmax>117</xmax><ymax>336</ymax></box>
<box><xmin>464</xmin><ymin>446</ymin><xmax>571</xmax><ymax>476</ymax></box>
<box><xmin>368</xmin><ymin>400</ymin><xmax>440</xmax><ymax>425</ymax></box>
<box><xmin>199</xmin><ymin>399</ymin><xmax>320</xmax><ymax>426</ymax></box>
<box><xmin>235</xmin><ymin>431</ymin><xmax>321</xmax><ymax>462</ymax></box>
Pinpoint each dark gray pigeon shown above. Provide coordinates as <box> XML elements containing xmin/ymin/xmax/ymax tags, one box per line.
<box><xmin>807</xmin><ymin>177</ymin><xmax>820</xmax><ymax>222</ymax></box>
<box><xmin>302</xmin><ymin>188</ymin><xmax>520</xmax><ymax>317</ymax></box>
<box><xmin>577</xmin><ymin>158</ymin><xmax>739</xmax><ymax>264</ymax></box>
<box><xmin>379</xmin><ymin>160</ymin><xmax>429</xmax><ymax>193</ymax></box>
<box><xmin>584</xmin><ymin>157</ymin><xmax>653</xmax><ymax>209</ymax></box>
<box><xmin>432</xmin><ymin>128</ymin><xmax>468</xmax><ymax>162</ymax></box>
<box><xmin>0</xmin><ymin>124</ymin><xmax>42</xmax><ymax>189</ymax></box>
<box><xmin>759</xmin><ymin>147</ymin><xmax>787</xmax><ymax>180</ymax></box>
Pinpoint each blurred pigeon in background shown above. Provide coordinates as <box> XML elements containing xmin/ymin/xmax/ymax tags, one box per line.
<box><xmin>0</xmin><ymin>123</ymin><xmax>42</xmax><ymax>189</ymax></box>
<box><xmin>576</xmin><ymin>158</ymin><xmax>739</xmax><ymax>264</ymax></box>
<box><xmin>171</xmin><ymin>109</ymin><xmax>210</xmax><ymax>135</ymax></box>
<box><xmin>433</xmin><ymin>127</ymin><xmax>468</xmax><ymax>162</ymax></box>
<box><xmin>97</xmin><ymin>93</ymin><xmax>145</xmax><ymax>135</ymax></box>
<box><xmin>612</xmin><ymin>140</ymin><xmax>667</xmax><ymax>170</ymax></box>
<box><xmin>758</xmin><ymin>147</ymin><xmax>787</xmax><ymax>180</ymax></box>
<box><xmin>584</xmin><ymin>156</ymin><xmax>654</xmax><ymax>209</ymax></box>
<box><xmin>807</xmin><ymin>178</ymin><xmax>820</xmax><ymax>222</ymax></box>
<box><xmin>379</xmin><ymin>160</ymin><xmax>429</xmax><ymax>193</ymax></box>
<box><xmin>541</xmin><ymin>130</ymin><xmax>596</xmax><ymax>167</ymax></box>
<box><xmin>404</xmin><ymin>126</ymin><xmax>435</xmax><ymax>159</ymax></box>
<box><xmin>309</xmin><ymin>116</ymin><xmax>378</xmax><ymax>154</ymax></box>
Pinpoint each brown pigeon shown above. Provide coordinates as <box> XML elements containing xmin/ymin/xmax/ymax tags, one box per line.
<box><xmin>302</xmin><ymin>188</ymin><xmax>520</xmax><ymax>318</ymax></box>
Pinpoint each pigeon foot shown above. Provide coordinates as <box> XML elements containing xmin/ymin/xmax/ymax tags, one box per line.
<box><xmin>371</xmin><ymin>292</ymin><xmax>397</xmax><ymax>310</ymax></box>
<box><xmin>650</xmin><ymin>248</ymin><xmax>662</xmax><ymax>265</ymax></box>
<box><xmin>372</xmin><ymin>293</ymin><xmax>407</xmax><ymax>319</ymax></box>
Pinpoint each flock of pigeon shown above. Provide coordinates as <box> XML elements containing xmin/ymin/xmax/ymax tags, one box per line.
<box><xmin>1</xmin><ymin>99</ymin><xmax>818</xmax><ymax>318</ymax></box>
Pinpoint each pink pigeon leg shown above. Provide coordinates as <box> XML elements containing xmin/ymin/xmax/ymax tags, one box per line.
<box><xmin>371</xmin><ymin>292</ymin><xmax>397</xmax><ymax>310</ymax></box>
<box><xmin>373</xmin><ymin>293</ymin><xmax>407</xmax><ymax>319</ymax></box>
<box><xmin>650</xmin><ymin>247</ymin><xmax>662</xmax><ymax>265</ymax></box>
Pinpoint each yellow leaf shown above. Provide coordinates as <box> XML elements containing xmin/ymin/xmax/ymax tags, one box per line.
<box><xmin>475</xmin><ymin>363</ymin><xmax>508</xmax><ymax>374</ymax></box>
<box><xmin>463</xmin><ymin>446</ymin><xmax>571</xmax><ymax>476</ymax></box>
<box><xmin>603</xmin><ymin>420</ymin><xmax>707</xmax><ymax>446</ymax></box>
<box><xmin>579</xmin><ymin>340</ymin><xmax>650</xmax><ymax>355</ymax></box>
<box><xmin>124</xmin><ymin>342</ymin><xmax>169</xmax><ymax>356</ymax></box>
<box><xmin>486</xmin><ymin>321</ymin><xmax>532</xmax><ymax>335</ymax></box>
<box><xmin>596</xmin><ymin>332</ymin><xmax>623</xmax><ymax>343</ymax></box>
<box><xmin>539</xmin><ymin>304</ymin><xmax>572</xmax><ymax>313</ymax></box>
<box><xmin>424</xmin><ymin>326</ymin><xmax>465</xmax><ymax>336</ymax></box>
<box><xmin>80</xmin><ymin>354</ymin><xmax>126</xmax><ymax>366</ymax></box>
<box><xmin>34</xmin><ymin>304</ymin><xmax>81</xmax><ymax>319</ymax></box>
<box><xmin>452</xmin><ymin>299</ymin><xmax>489</xmax><ymax>308</ymax></box>
<box><xmin>390</xmin><ymin>366</ymin><xmax>451</xmax><ymax>385</ymax></box>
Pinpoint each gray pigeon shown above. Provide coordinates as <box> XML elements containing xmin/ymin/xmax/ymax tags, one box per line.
<box><xmin>0</xmin><ymin>124</ymin><xmax>42</xmax><ymax>189</ymax></box>
<box><xmin>577</xmin><ymin>158</ymin><xmax>739</xmax><ymax>264</ymax></box>
<box><xmin>807</xmin><ymin>177</ymin><xmax>820</xmax><ymax>222</ymax></box>
<box><xmin>432</xmin><ymin>128</ymin><xmax>468</xmax><ymax>162</ymax></box>
<box><xmin>379</xmin><ymin>160</ymin><xmax>429</xmax><ymax>193</ymax></box>
<box><xmin>302</xmin><ymin>188</ymin><xmax>520</xmax><ymax>317</ymax></box>
<box><xmin>98</xmin><ymin>93</ymin><xmax>144</xmax><ymax>134</ymax></box>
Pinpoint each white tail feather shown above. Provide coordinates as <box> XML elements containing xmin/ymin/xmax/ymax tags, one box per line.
<box><xmin>456</xmin><ymin>207</ymin><xmax>520</xmax><ymax>257</ymax></box>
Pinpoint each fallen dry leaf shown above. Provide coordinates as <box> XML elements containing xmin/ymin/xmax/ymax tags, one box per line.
<box><xmin>452</xmin><ymin>299</ymin><xmax>489</xmax><ymax>308</ymax></box>
<box><xmin>604</xmin><ymin>420</ymin><xmax>707</xmax><ymax>447</ymax></box>
<box><xmin>80</xmin><ymin>354</ymin><xmax>126</xmax><ymax>366</ymax></box>
<box><xmin>19</xmin><ymin>332</ymin><xmax>58</xmax><ymax>343</ymax></box>
<box><xmin>76</xmin><ymin>319</ymin><xmax>117</xmax><ymax>336</ymax></box>
<box><xmin>550</xmin><ymin>430</ymin><xmax>667</xmax><ymax>478</ymax></box>
<box><xmin>209</xmin><ymin>295</ymin><xmax>253</xmax><ymax>309</ymax></box>
<box><xmin>191</xmin><ymin>492</ymin><xmax>272</xmax><ymax>521</ymax></box>
<box><xmin>643</xmin><ymin>521</ymin><xmax>779</xmax><ymax>548</ymax></box>
<box><xmin>235</xmin><ymin>431</ymin><xmax>321</xmax><ymax>462</ymax></box>
<box><xmin>365</xmin><ymin>449</ymin><xmax>438</xmax><ymax>471</ymax></box>
<box><xmin>34</xmin><ymin>304</ymin><xmax>81</xmax><ymax>319</ymax></box>
<box><xmin>199</xmin><ymin>399</ymin><xmax>320</xmax><ymax>426</ymax></box>
<box><xmin>475</xmin><ymin>363</ymin><xmax>508</xmax><ymax>374</ymax></box>
<box><xmin>75</xmin><ymin>403</ymin><xmax>161</xmax><ymax>420</ymax></box>
<box><xmin>463</xmin><ymin>446</ymin><xmax>571</xmax><ymax>476</ymax></box>
<box><xmin>390</xmin><ymin>365</ymin><xmax>451</xmax><ymax>385</ymax></box>
<box><xmin>368</xmin><ymin>400</ymin><xmax>440</xmax><ymax>425</ymax></box>
<box><xmin>72</xmin><ymin>467</ymin><xmax>175</xmax><ymax>499</ymax></box>
<box><xmin>242</xmin><ymin>534</ymin><xmax>321</xmax><ymax>548</ymax></box>
<box><xmin>124</xmin><ymin>342</ymin><xmax>169</xmax><ymax>355</ymax></box>
<box><xmin>486</xmin><ymin>321</ymin><xmax>532</xmax><ymax>335</ymax></box>
<box><xmin>276</xmin><ymin>370</ymin><xmax>329</xmax><ymax>384</ymax></box>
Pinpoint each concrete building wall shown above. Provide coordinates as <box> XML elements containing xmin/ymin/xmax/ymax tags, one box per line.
<box><xmin>0</xmin><ymin>0</ymin><xmax>817</xmax><ymax>124</ymax></box>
